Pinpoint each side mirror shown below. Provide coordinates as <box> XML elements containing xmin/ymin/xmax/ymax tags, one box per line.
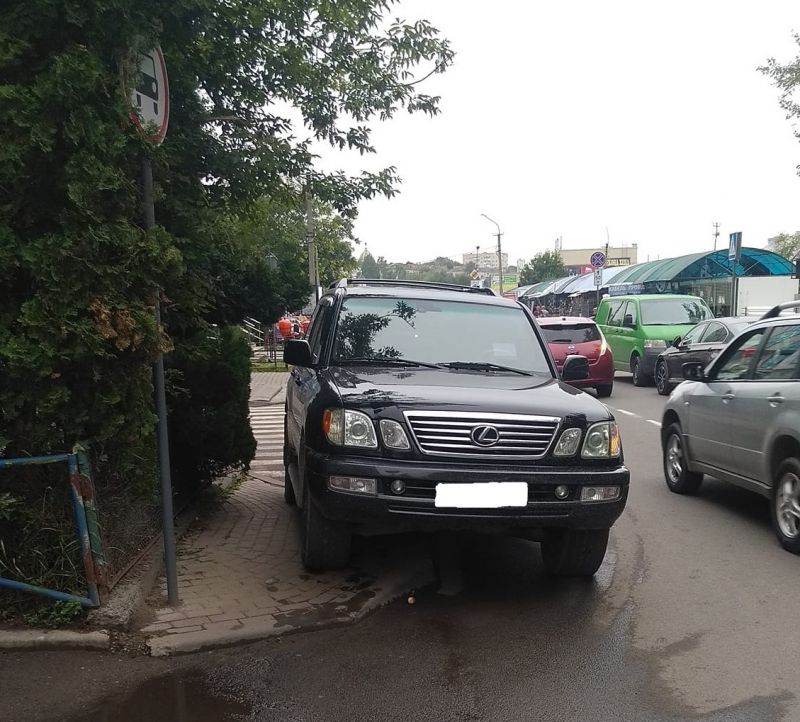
<box><xmin>682</xmin><ymin>362</ymin><xmax>705</xmax><ymax>382</ymax></box>
<box><xmin>284</xmin><ymin>339</ymin><xmax>313</xmax><ymax>367</ymax></box>
<box><xmin>562</xmin><ymin>354</ymin><xmax>590</xmax><ymax>382</ymax></box>
<box><xmin>623</xmin><ymin>314</ymin><xmax>635</xmax><ymax>328</ymax></box>
<box><xmin>672</xmin><ymin>336</ymin><xmax>682</xmax><ymax>348</ymax></box>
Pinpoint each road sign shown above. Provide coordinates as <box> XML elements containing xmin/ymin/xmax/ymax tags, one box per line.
<box><xmin>593</xmin><ymin>269</ymin><xmax>603</xmax><ymax>287</ymax></box>
<box><xmin>728</xmin><ymin>232</ymin><xmax>742</xmax><ymax>262</ymax></box>
<box><xmin>470</xmin><ymin>269</ymin><xmax>480</xmax><ymax>280</ymax></box>
<box><xmin>590</xmin><ymin>251</ymin><xmax>606</xmax><ymax>269</ymax></box>
<box><xmin>129</xmin><ymin>46</ymin><xmax>169</xmax><ymax>145</ymax></box>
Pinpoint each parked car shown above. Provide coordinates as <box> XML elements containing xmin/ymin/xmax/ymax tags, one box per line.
<box><xmin>595</xmin><ymin>294</ymin><xmax>714</xmax><ymax>386</ymax></box>
<box><xmin>661</xmin><ymin>302</ymin><xmax>800</xmax><ymax>553</ymax></box>
<box><xmin>283</xmin><ymin>279</ymin><xmax>630</xmax><ymax>576</ymax></box>
<box><xmin>654</xmin><ymin>317</ymin><xmax>754</xmax><ymax>395</ymax></box>
<box><xmin>537</xmin><ymin>316</ymin><xmax>615</xmax><ymax>397</ymax></box>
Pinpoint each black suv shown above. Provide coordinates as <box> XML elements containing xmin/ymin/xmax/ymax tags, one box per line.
<box><xmin>283</xmin><ymin>280</ymin><xmax>629</xmax><ymax>576</ymax></box>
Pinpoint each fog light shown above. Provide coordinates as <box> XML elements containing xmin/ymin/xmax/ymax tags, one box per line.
<box><xmin>580</xmin><ymin>485</ymin><xmax>620</xmax><ymax>502</ymax></box>
<box><xmin>329</xmin><ymin>476</ymin><xmax>377</xmax><ymax>495</ymax></box>
<box><xmin>390</xmin><ymin>479</ymin><xmax>406</xmax><ymax>495</ymax></box>
<box><xmin>554</xmin><ymin>484</ymin><xmax>570</xmax><ymax>499</ymax></box>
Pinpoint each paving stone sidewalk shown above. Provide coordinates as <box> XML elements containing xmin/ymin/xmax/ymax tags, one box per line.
<box><xmin>140</xmin><ymin>372</ymin><xmax>433</xmax><ymax>656</ymax></box>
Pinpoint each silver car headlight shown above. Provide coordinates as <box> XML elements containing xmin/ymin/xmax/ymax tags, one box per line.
<box><xmin>581</xmin><ymin>422</ymin><xmax>621</xmax><ymax>458</ymax></box>
<box><xmin>323</xmin><ymin>409</ymin><xmax>378</xmax><ymax>448</ymax></box>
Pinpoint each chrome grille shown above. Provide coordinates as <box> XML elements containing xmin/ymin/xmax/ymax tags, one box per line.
<box><xmin>403</xmin><ymin>411</ymin><xmax>560</xmax><ymax>459</ymax></box>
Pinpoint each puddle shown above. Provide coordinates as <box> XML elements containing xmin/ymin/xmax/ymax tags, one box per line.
<box><xmin>68</xmin><ymin>670</ymin><xmax>251</xmax><ymax>722</ymax></box>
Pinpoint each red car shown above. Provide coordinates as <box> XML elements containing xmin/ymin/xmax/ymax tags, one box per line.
<box><xmin>537</xmin><ymin>316</ymin><xmax>615</xmax><ymax>398</ymax></box>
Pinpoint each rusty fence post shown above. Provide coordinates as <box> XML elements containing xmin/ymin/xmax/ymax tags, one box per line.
<box><xmin>74</xmin><ymin>446</ymin><xmax>108</xmax><ymax>599</ymax></box>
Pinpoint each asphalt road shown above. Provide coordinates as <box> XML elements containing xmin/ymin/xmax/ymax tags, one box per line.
<box><xmin>4</xmin><ymin>375</ymin><xmax>800</xmax><ymax>721</ymax></box>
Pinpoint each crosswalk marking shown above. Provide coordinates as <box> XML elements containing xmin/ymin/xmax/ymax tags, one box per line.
<box><xmin>249</xmin><ymin>407</ymin><xmax>285</xmax><ymax>477</ymax></box>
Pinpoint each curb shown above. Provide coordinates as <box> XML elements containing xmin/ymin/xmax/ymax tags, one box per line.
<box><xmin>0</xmin><ymin>629</ymin><xmax>110</xmax><ymax>651</ymax></box>
<box><xmin>147</xmin><ymin>557</ymin><xmax>435</xmax><ymax>657</ymax></box>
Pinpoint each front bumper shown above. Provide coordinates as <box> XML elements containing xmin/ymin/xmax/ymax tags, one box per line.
<box><xmin>304</xmin><ymin>448</ymin><xmax>629</xmax><ymax>536</ymax></box>
<box><xmin>640</xmin><ymin>349</ymin><xmax>663</xmax><ymax>376</ymax></box>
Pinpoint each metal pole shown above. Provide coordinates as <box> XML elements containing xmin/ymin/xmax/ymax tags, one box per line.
<box><xmin>306</xmin><ymin>191</ymin><xmax>317</xmax><ymax>302</ymax></box>
<box><xmin>143</xmin><ymin>156</ymin><xmax>179</xmax><ymax>606</ymax></box>
<box><xmin>497</xmin><ymin>232</ymin><xmax>504</xmax><ymax>294</ymax></box>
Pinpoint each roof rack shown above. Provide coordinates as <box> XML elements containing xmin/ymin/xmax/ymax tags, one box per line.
<box><xmin>329</xmin><ymin>279</ymin><xmax>496</xmax><ymax>296</ymax></box>
<box><xmin>760</xmin><ymin>301</ymin><xmax>800</xmax><ymax>320</ymax></box>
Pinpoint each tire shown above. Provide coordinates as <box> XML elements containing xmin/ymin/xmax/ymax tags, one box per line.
<box><xmin>541</xmin><ymin>529</ymin><xmax>609</xmax><ymax>577</ymax></box>
<box><xmin>655</xmin><ymin>359</ymin><xmax>672</xmax><ymax>396</ymax></box>
<box><xmin>282</xmin><ymin>416</ymin><xmax>296</xmax><ymax>505</ymax></box>
<box><xmin>662</xmin><ymin>423</ymin><xmax>703</xmax><ymax>494</ymax></box>
<box><xmin>771</xmin><ymin>458</ymin><xmax>800</xmax><ymax>554</ymax></box>
<box><xmin>301</xmin><ymin>481</ymin><xmax>352</xmax><ymax>572</ymax></box>
<box><xmin>631</xmin><ymin>354</ymin><xmax>650</xmax><ymax>387</ymax></box>
<box><xmin>595</xmin><ymin>383</ymin><xmax>613</xmax><ymax>398</ymax></box>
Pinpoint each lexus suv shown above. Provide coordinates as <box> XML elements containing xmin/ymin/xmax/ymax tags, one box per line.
<box><xmin>661</xmin><ymin>302</ymin><xmax>800</xmax><ymax>553</ymax></box>
<box><xmin>283</xmin><ymin>280</ymin><xmax>630</xmax><ymax>576</ymax></box>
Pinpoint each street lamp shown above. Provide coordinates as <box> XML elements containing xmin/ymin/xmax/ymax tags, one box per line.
<box><xmin>481</xmin><ymin>213</ymin><xmax>504</xmax><ymax>293</ymax></box>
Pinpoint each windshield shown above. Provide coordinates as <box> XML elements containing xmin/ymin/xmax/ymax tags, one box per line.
<box><xmin>639</xmin><ymin>299</ymin><xmax>713</xmax><ymax>325</ymax></box>
<box><xmin>539</xmin><ymin>323</ymin><xmax>601</xmax><ymax>344</ymax></box>
<box><xmin>332</xmin><ymin>296</ymin><xmax>551</xmax><ymax>375</ymax></box>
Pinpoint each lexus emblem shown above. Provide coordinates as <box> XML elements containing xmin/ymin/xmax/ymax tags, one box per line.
<box><xmin>470</xmin><ymin>425</ymin><xmax>500</xmax><ymax>447</ymax></box>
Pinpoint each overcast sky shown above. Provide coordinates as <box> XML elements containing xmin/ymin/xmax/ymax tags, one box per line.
<box><xmin>318</xmin><ymin>0</ymin><xmax>800</xmax><ymax>267</ymax></box>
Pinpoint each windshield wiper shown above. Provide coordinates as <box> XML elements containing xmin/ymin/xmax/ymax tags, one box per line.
<box><xmin>336</xmin><ymin>356</ymin><xmax>442</xmax><ymax>369</ymax></box>
<box><xmin>439</xmin><ymin>361</ymin><xmax>532</xmax><ymax>376</ymax></box>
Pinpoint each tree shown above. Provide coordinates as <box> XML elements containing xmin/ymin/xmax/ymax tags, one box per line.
<box><xmin>770</xmin><ymin>232</ymin><xmax>800</xmax><ymax>261</ymax></box>
<box><xmin>520</xmin><ymin>251</ymin><xmax>567</xmax><ymax>285</ymax></box>
<box><xmin>358</xmin><ymin>250</ymin><xmax>381</xmax><ymax>279</ymax></box>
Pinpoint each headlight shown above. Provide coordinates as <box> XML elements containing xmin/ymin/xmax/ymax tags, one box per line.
<box><xmin>581</xmin><ymin>421</ymin><xmax>621</xmax><ymax>458</ymax></box>
<box><xmin>379</xmin><ymin>420</ymin><xmax>410</xmax><ymax>450</ymax></box>
<box><xmin>322</xmin><ymin>409</ymin><xmax>378</xmax><ymax>448</ymax></box>
<box><xmin>554</xmin><ymin>428</ymin><xmax>582</xmax><ymax>456</ymax></box>
<box><xmin>643</xmin><ymin>339</ymin><xmax>667</xmax><ymax>350</ymax></box>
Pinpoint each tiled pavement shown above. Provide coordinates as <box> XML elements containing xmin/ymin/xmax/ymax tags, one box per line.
<box><xmin>141</xmin><ymin>373</ymin><xmax>433</xmax><ymax>656</ymax></box>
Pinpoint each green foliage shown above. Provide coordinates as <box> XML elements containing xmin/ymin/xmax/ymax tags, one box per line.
<box><xmin>167</xmin><ymin>326</ymin><xmax>256</xmax><ymax>492</ymax></box>
<box><xmin>769</xmin><ymin>232</ymin><xmax>800</xmax><ymax>261</ymax></box>
<box><xmin>520</xmin><ymin>251</ymin><xmax>567</xmax><ymax>285</ymax></box>
<box><xmin>23</xmin><ymin>599</ymin><xmax>84</xmax><ymax>628</ymax></box>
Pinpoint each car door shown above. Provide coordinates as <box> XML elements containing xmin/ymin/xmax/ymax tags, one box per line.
<box><xmin>686</xmin><ymin>327</ymin><xmax>767</xmax><ymax>473</ymax></box>
<box><xmin>695</xmin><ymin>321</ymin><xmax>729</xmax><ymax>368</ymax></box>
<box><xmin>601</xmin><ymin>300</ymin><xmax>626</xmax><ymax>370</ymax></box>
<box><xmin>287</xmin><ymin>297</ymin><xmax>333</xmax><ymax>453</ymax></box>
<box><xmin>731</xmin><ymin>324</ymin><xmax>800</xmax><ymax>482</ymax></box>
<box><xmin>665</xmin><ymin>322</ymin><xmax>707</xmax><ymax>381</ymax></box>
<box><xmin>616</xmin><ymin>300</ymin><xmax>639</xmax><ymax>369</ymax></box>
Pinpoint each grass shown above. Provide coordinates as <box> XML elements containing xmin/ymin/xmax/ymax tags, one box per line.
<box><xmin>251</xmin><ymin>360</ymin><xmax>288</xmax><ymax>373</ymax></box>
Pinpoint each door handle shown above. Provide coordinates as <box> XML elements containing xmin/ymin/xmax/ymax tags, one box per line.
<box><xmin>768</xmin><ymin>394</ymin><xmax>785</xmax><ymax>405</ymax></box>
<box><xmin>721</xmin><ymin>392</ymin><xmax>735</xmax><ymax>402</ymax></box>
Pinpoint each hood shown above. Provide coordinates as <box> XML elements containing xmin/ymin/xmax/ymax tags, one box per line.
<box><xmin>325</xmin><ymin>366</ymin><xmax>611</xmax><ymax>422</ymax></box>
<box><xmin>641</xmin><ymin>323</ymin><xmax>697</xmax><ymax>342</ymax></box>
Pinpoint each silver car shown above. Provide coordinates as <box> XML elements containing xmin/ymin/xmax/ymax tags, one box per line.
<box><xmin>661</xmin><ymin>302</ymin><xmax>800</xmax><ymax>553</ymax></box>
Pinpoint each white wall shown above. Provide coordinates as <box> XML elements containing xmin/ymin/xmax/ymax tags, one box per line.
<box><xmin>738</xmin><ymin>276</ymin><xmax>798</xmax><ymax>315</ymax></box>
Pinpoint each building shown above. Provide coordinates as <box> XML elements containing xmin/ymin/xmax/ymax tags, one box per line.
<box><xmin>558</xmin><ymin>244</ymin><xmax>638</xmax><ymax>275</ymax></box>
<box><xmin>462</xmin><ymin>251</ymin><xmax>509</xmax><ymax>271</ymax></box>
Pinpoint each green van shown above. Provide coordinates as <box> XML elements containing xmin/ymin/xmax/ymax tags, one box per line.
<box><xmin>595</xmin><ymin>294</ymin><xmax>714</xmax><ymax>386</ymax></box>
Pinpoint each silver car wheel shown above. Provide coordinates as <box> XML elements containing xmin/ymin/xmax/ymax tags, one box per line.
<box><xmin>666</xmin><ymin>434</ymin><xmax>683</xmax><ymax>484</ymax></box>
<box><xmin>776</xmin><ymin>471</ymin><xmax>800</xmax><ymax>539</ymax></box>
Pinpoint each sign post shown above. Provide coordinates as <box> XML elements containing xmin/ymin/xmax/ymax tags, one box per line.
<box><xmin>128</xmin><ymin>46</ymin><xmax>178</xmax><ymax>606</ymax></box>
<box><xmin>729</xmin><ymin>232</ymin><xmax>742</xmax><ymax>317</ymax></box>
<box><xmin>590</xmin><ymin>251</ymin><xmax>606</xmax><ymax>313</ymax></box>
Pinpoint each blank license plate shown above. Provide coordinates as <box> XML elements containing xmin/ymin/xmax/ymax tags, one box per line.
<box><xmin>434</xmin><ymin>482</ymin><xmax>528</xmax><ymax>509</ymax></box>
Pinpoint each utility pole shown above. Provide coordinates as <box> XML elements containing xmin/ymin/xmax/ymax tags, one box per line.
<box><xmin>305</xmin><ymin>190</ymin><xmax>317</xmax><ymax>302</ymax></box>
<box><xmin>481</xmin><ymin>214</ymin><xmax>504</xmax><ymax>293</ymax></box>
<box><xmin>713</xmin><ymin>222</ymin><xmax>720</xmax><ymax>251</ymax></box>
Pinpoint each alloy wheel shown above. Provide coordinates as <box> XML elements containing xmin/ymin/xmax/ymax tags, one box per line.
<box><xmin>776</xmin><ymin>471</ymin><xmax>800</xmax><ymax>539</ymax></box>
<box><xmin>656</xmin><ymin>362</ymin><xmax>668</xmax><ymax>394</ymax></box>
<box><xmin>666</xmin><ymin>434</ymin><xmax>683</xmax><ymax>485</ymax></box>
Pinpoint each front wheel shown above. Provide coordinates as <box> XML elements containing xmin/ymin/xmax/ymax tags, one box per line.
<box><xmin>595</xmin><ymin>382</ymin><xmax>613</xmax><ymax>398</ymax></box>
<box><xmin>655</xmin><ymin>360</ymin><xmax>672</xmax><ymax>396</ymax></box>
<box><xmin>662</xmin><ymin>423</ymin><xmax>703</xmax><ymax>494</ymax></box>
<box><xmin>631</xmin><ymin>355</ymin><xmax>649</xmax><ymax>387</ymax></box>
<box><xmin>301</xmin><ymin>484</ymin><xmax>352</xmax><ymax>572</ymax></box>
<box><xmin>771</xmin><ymin>458</ymin><xmax>800</xmax><ymax>554</ymax></box>
<box><xmin>541</xmin><ymin>529</ymin><xmax>609</xmax><ymax>577</ymax></box>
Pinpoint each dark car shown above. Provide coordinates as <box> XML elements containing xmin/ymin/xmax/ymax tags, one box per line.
<box><xmin>283</xmin><ymin>279</ymin><xmax>630</xmax><ymax>577</ymax></box>
<box><xmin>537</xmin><ymin>316</ymin><xmax>615</xmax><ymax>397</ymax></box>
<box><xmin>654</xmin><ymin>317</ymin><xmax>753</xmax><ymax>395</ymax></box>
